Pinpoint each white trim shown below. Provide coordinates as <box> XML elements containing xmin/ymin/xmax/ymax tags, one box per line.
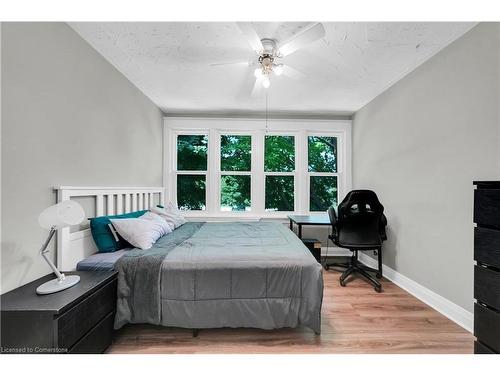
<box><xmin>55</xmin><ymin>186</ymin><xmax>164</xmax><ymax>191</ymax></box>
<box><xmin>358</xmin><ymin>253</ymin><xmax>473</xmax><ymax>333</ymax></box>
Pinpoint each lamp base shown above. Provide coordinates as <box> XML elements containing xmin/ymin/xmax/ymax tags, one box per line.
<box><xmin>36</xmin><ymin>275</ymin><xmax>80</xmax><ymax>295</ymax></box>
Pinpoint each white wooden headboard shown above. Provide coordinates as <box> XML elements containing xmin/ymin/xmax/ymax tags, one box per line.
<box><xmin>55</xmin><ymin>186</ymin><xmax>165</xmax><ymax>271</ymax></box>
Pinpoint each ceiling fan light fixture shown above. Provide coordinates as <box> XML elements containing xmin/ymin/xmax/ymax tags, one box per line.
<box><xmin>274</xmin><ymin>64</ymin><xmax>284</xmax><ymax>76</ymax></box>
<box><xmin>234</xmin><ymin>23</ymin><xmax>322</xmax><ymax>97</ymax></box>
<box><xmin>262</xmin><ymin>75</ymin><xmax>270</xmax><ymax>89</ymax></box>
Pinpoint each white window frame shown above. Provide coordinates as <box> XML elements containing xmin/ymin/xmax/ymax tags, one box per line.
<box><xmin>307</xmin><ymin>133</ymin><xmax>344</xmax><ymax>212</ymax></box>
<box><xmin>164</xmin><ymin>117</ymin><xmax>352</xmax><ymax>219</ymax></box>
<box><xmin>218</xmin><ymin>131</ymin><xmax>253</xmax><ymax>212</ymax></box>
<box><xmin>171</xmin><ymin>130</ymin><xmax>210</xmax><ymax>211</ymax></box>
<box><xmin>263</xmin><ymin>133</ymin><xmax>298</xmax><ymax>213</ymax></box>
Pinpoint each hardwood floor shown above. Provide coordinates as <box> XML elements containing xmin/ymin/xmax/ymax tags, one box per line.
<box><xmin>107</xmin><ymin>270</ymin><xmax>473</xmax><ymax>354</ymax></box>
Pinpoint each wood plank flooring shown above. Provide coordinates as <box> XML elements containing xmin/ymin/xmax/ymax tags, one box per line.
<box><xmin>107</xmin><ymin>269</ymin><xmax>473</xmax><ymax>354</ymax></box>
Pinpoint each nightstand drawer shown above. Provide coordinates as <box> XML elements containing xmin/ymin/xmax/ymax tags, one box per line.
<box><xmin>474</xmin><ymin>189</ymin><xmax>500</xmax><ymax>228</ymax></box>
<box><xmin>57</xmin><ymin>278</ymin><xmax>117</xmax><ymax>350</ymax></box>
<box><xmin>69</xmin><ymin>311</ymin><xmax>115</xmax><ymax>354</ymax></box>
<box><xmin>474</xmin><ymin>227</ymin><xmax>500</xmax><ymax>268</ymax></box>
<box><xmin>474</xmin><ymin>303</ymin><xmax>500</xmax><ymax>353</ymax></box>
<box><xmin>474</xmin><ymin>266</ymin><xmax>500</xmax><ymax>311</ymax></box>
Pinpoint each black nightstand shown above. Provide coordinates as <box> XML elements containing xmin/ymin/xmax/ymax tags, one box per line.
<box><xmin>1</xmin><ymin>271</ymin><xmax>117</xmax><ymax>354</ymax></box>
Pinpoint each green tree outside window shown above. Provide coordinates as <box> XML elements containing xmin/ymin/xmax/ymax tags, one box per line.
<box><xmin>264</xmin><ymin>136</ymin><xmax>295</xmax><ymax>172</ymax></box>
<box><xmin>308</xmin><ymin>136</ymin><xmax>337</xmax><ymax>172</ymax></box>
<box><xmin>220</xmin><ymin>135</ymin><xmax>251</xmax><ymax>171</ymax></box>
<box><xmin>177</xmin><ymin>174</ymin><xmax>206</xmax><ymax>210</ymax></box>
<box><xmin>177</xmin><ymin>135</ymin><xmax>207</xmax><ymax>171</ymax></box>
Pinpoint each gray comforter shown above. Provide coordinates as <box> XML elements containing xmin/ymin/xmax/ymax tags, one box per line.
<box><xmin>114</xmin><ymin>221</ymin><xmax>323</xmax><ymax>334</ymax></box>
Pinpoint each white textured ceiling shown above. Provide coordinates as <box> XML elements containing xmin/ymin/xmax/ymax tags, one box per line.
<box><xmin>70</xmin><ymin>22</ymin><xmax>476</xmax><ymax>116</ymax></box>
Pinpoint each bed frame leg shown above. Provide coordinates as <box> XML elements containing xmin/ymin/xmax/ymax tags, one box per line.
<box><xmin>192</xmin><ymin>329</ymin><xmax>199</xmax><ymax>338</ymax></box>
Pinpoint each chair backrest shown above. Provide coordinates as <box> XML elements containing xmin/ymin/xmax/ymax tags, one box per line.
<box><xmin>327</xmin><ymin>205</ymin><xmax>337</xmax><ymax>227</ymax></box>
<box><xmin>336</xmin><ymin>190</ymin><xmax>385</xmax><ymax>248</ymax></box>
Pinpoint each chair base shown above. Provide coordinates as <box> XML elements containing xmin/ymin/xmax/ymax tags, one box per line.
<box><xmin>325</xmin><ymin>251</ymin><xmax>383</xmax><ymax>293</ymax></box>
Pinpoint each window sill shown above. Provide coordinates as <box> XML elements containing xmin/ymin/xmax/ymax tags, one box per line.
<box><xmin>181</xmin><ymin>212</ymin><xmax>329</xmax><ymax>222</ymax></box>
<box><xmin>184</xmin><ymin>215</ymin><xmax>288</xmax><ymax>222</ymax></box>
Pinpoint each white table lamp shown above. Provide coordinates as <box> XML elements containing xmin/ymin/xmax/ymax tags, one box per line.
<box><xmin>36</xmin><ymin>200</ymin><xmax>85</xmax><ymax>295</ymax></box>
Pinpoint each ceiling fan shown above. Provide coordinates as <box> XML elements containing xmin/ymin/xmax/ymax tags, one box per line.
<box><xmin>211</xmin><ymin>22</ymin><xmax>326</xmax><ymax>96</ymax></box>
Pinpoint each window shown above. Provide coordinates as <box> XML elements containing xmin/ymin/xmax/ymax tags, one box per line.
<box><xmin>177</xmin><ymin>135</ymin><xmax>207</xmax><ymax>171</ymax></box>
<box><xmin>167</xmin><ymin>118</ymin><xmax>350</xmax><ymax>217</ymax></box>
<box><xmin>310</xmin><ymin>176</ymin><xmax>337</xmax><ymax>211</ymax></box>
<box><xmin>264</xmin><ymin>135</ymin><xmax>295</xmax><ymax>211</ymax></box>
<box><xmin>308</xmin><ymin>136</ymin><xmax>338</xmax><ymax>211</ymax></box>
<box><xmin>220</xmin><ymin>135</ymin><xmax>252</xmax><ymax>211</ymax></box>
<box><xmin>176</xmin><ymin>134</ymin><xmax>207</xmax><ymax>210</ymax></box>
<box><xmin>177</xmin><ymin>175</ymin><xmax>206</xmax><ymax>210</ymax></box>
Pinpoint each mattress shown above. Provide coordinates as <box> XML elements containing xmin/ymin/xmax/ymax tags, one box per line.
<box><xmin>114</xmin><ymin>221</ymin><xmax>324</xmax><ymax>334</ymax></box>
<box><xmin>76</xmin><ymin>249</ymin><xmax>128</xmax><ymax>271</ymax></box>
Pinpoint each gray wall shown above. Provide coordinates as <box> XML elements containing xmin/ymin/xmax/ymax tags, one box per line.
<box><xmin>352</xmin><ymin>23</ymin><xmax>500</xmax><ymax>312</ymax></box>
<box><xmin>1</xmin><ymin>23</ymin><xmax>163</xmax><ymax>293</ymax></box>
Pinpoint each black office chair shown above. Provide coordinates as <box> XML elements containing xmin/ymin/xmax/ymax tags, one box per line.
<box><xmin>325</xmin><ymin>190</ymin><xmax>387</xmax><ymax>292</ymax></box>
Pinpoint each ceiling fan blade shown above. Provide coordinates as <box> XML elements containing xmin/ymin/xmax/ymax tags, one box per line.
<box><xmin>236</xmin><ymin>22</ymin><xmax>264</xmax><ymax>53</ymax></box>
<box><xmin>281</xmin><ymin>64</ymin><xmax>306</xmax><ymax>80</ymax></box>
<box><xmin>209</xmin><ymin>61</ymin><xmax>249</xmax><ymax>67</ymax></box>
<box><xmin>251</xmin><ymin>76</ymin><xmax>264</xmax><ymax>97</ymax></box>
<box><xmin>278</xmin><ymin>23</ymin><xmax>325</xmax><ymax>56</ymax></box>
<box><xmin>236</xmin><ymin>67</ymin><xmax>260</xmax><ymax>100</ymax></box>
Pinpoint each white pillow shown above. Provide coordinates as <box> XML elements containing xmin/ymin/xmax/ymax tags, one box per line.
<box><xmin>165</xmin><ymin>202</ymin><xmax>187</xmax><ymax>220</ymax></box>
<box><xmin>151</xmin><ymin>204</ymin><xmax>186</xmax><ymax>228</ymax></box>
<box><xmin>148</xmin><ymin>207</ymin><xmax>175</xmax><ymax>230</ymax></box>
<box><xmin>141</xmin><ymin>211</ymin><xmax>174</xmax><ymax>234</ymax></box>
<box><xmin>110</xmin><ymin>212</ymin><xmax>171</xmax><ymax>250</ymax></box>
<box><xmin>165</xmin><ymin>202</ymin><xmax>182</xmax><ymax>214</ymax></box>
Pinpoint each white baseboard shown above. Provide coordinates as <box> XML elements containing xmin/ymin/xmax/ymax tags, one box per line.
<box><xmin>357</xmin><ymin>253</ymin><xmax>473</xmax><ymax>333</ymax></box>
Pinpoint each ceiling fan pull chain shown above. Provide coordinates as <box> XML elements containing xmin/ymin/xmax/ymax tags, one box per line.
<box><xmin>265</xmin><ymin>90</ymin><xmax>269</xmax><ymax>133</ymax></box>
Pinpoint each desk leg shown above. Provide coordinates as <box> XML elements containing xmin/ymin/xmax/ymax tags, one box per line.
<box><xmin>298</xmin><ymin>224</ymin><xmax>302</xmax><ymax>239</ymax></box>
<box><xmin>377</xmin><ymin>247</ymin><xmax>383</xmax><ymax>278</ymax></box>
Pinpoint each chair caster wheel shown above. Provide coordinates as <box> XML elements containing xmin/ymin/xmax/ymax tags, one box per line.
<box><xmin>340</xmin><ymin>279</ymin><xmax>346</xmax><ymax>287</ymax></box>
<box><xmin>374</xmin><ymin>285</ymin><xmax>382</xmax><ymax>293</ymax></box>
<box><xmin>376</xmin><ymin>273</ymin><xmax>382</xmax><ymax>279</ymax></box>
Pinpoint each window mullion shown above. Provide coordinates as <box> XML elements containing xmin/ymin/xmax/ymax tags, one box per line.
<box><xmin>297</xmin><ymin>130</ymin><xmax>308</xmax><ymax>214</ymax></box>
<box><xmin>337</xmin><ymin>133</ymin><xmax>345</xmax><ymax>201</ymax></box>
<box><xmin>207</xmin><ymin>128</ymin><xmax>219</xmax><ymax>215</ymax></box>
<box><xmin>176</xmin><ymin>171</ymin><xmax>207</xmax><ymax>175</ymax></box>
<box><xmin>252</xmin><ymin>130</ymin><xmax>265</xmax><ymax>214</ymax></box>
<box><xmin>221</xmin><ymin>171</ymin><xmax>252</xmax><ymax>176</ymax></box>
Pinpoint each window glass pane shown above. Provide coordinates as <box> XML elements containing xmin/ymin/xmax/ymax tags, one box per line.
<box><xmin>265</xmin><ymin>176</ymin><xmax>294</xmax><ymax>211</ymax></box>
<box><xmin>264</xmin><ymin>136</ymin><xmax>295</xmax><ymax>172</ymax></box>
<box><xmin>308</xmin><ymin>136</ymin><xmax>337</xmax><ymax>172</ymax></box>
<box><xmin>220</xmin><ymin>135</ymin><xmax>251</xmax><ymax>171</ymax></box>
<box><xmin>177</xmin><ymin>135</ymin><xmax>208</xmax><ymax>171</ymax></box>
<box><xmin>310</xmin><ymin>176</ymin><xmax>337</xmax><ymax>211</ymax></box>
<box><xmin>177</xmin><ymin>175</ymin><xmax>206</xmax><ymax>210</ymax></box>
<box><xmin>220</xmin><ymin>175</ymin><xmax>251</xmax><ymax>211</ymax></box>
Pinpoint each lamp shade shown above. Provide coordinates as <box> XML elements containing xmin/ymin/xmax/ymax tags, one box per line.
<box><xmin>38</xmin><ymin>200</ymin><xmax>85</xmax><ymax>230</ymax></box>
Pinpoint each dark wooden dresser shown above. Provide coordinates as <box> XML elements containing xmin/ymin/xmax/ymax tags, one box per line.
<box><xmin>473</xmin><ymin>181</ymin><xmax>500</xmax><ymax>354</ymax></box>
<box><xmin>1</xmin><ymin>271</ymin><xmax>117</xmax><ymax>354</ymax></box>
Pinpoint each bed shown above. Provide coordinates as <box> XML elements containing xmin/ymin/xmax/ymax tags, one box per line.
<box><xmin>58</xmin><ymin>187</ymin><xmax>324</xmax><ymax>335</ymax></box>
